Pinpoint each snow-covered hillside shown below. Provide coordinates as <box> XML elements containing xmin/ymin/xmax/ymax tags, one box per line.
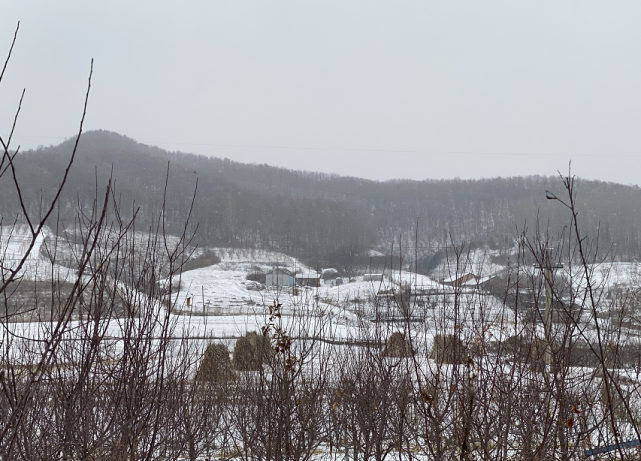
<box><xmin>0</xmin><ymin>225</ymin><xmax>76</xmax><ymax>281</ymax></box>
<box><xmin>430</xmin><ymin>247</ymin><xmax>508</xmax><ymax>282</ymax></box>
<box><xmin>173</xmin><ymin>247</ymin><xmax>315</xmax><ymax>313</ymax></box>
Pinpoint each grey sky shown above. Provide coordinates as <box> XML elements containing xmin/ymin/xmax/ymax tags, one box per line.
<box><xmin>2</xmin><ymin>1</ymin><xmax>641</xmax><ymax>184</ymax></box>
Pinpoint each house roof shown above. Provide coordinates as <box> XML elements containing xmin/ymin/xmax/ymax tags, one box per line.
<box><xmin>442</xmin><ymin>273</ymin><xmax>476</xmax><ymax>284</ymax></box>
<box><xmin>266</xmin><ymin>268</ymin><xmax>294</xmax><ymax>276</ymax></box>
<box><xmin>462</xmin><ymin>274</ymin><xmax>500</xmax><ymax>286</ymax></box>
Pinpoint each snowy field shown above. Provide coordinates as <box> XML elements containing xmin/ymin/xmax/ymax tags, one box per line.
<box><xmin>3</xmin><ymin>232</ymin><xmax>641</xmax><ymax>356</ymax></box>
<box><xmin>0</xmin><ymin>237</ymin><xmax>519</xmax><ymax>352</ymax></box>
<box><xmin>0</xmin><ymin>225</ymin><xmax>78</xmax><ymax>282</ymax></box>
<box><xmin>431</xmin><ymin>247</ymin><xmax>509</xmax><ymax>282</ymax></box>
<box><xmin>168</xmin><ymin>246</ymin><xmax>519</xmax><ymax>345</ymax></box>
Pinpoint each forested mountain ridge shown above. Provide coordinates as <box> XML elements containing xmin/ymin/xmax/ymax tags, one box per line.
<box><xmin>4</xmin><ymin>130</ymin><xmax>641</xmax><ymax>267</ymax></box>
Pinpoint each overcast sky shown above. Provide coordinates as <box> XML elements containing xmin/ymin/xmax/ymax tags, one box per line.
<box><xmin>2</xmin><ymin>1</ymin><xmax>641</xmax><ymax>184</ymax></box>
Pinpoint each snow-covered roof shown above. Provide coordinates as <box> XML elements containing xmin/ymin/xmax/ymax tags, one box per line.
<box><xmin>462</xmin><ymin>274</ymin><xmax>498</xmax><ymax>286</ymax></box>
<box><xmin>442</xmin><ymin>273</ymin><xmax>476</xmax><ymax>284</ymax></box>
<box><xmin>267</xmin><ymin>268</ymin><xmax>294</xmax><ymax>276</ymax></box>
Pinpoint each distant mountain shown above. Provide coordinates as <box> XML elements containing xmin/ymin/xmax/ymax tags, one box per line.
<box><xmin>3</xmin><ymin>130</ymin><xmax>641</xmax><ymax>270</ymax></box>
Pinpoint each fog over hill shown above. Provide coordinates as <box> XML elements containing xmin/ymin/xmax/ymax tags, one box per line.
<box><xmin>4</xmin><ymin>130</ymin><xmax>641</xmax><ymax>269</ymax></box>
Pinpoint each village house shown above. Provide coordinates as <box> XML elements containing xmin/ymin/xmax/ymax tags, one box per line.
<box><xmin>265</xmin><ymin>269</ymin><xmax>296</xmax><ymax>287</ymax></box>
<box><xmin>295</xmin><ymin>272</ymin><xmax>321</xmax><ymax>287</ymax></box>
<box><xmin>442</xmin><ymin>273</ymin><xmax>477</xmax><ymax>287</ymax></box>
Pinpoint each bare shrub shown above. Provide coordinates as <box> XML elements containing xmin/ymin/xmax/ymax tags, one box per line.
<box><xmin>601</xmin><ymin>340</ymin><xmax>640</xmax><ymax>370</ymax></box>
<box><xmin>601</xmin><ymin>376</ymin><xmax>633</xmax><ymax>424</ymax></box>
<box><xmin>503</xmin><ymin>334</ymin><xmax>526</xmax><ymax>355</ymax></box>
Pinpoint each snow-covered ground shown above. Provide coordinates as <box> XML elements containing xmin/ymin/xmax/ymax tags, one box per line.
<box><xmin>0</xmin><ymin>225</ymin><xmax>77</xmax><ymax>282</ymax></box>
<box><xmin>567</xmin><ymin>261</ymin><xmax>641</xmax><ymax>292</ymax></box>
<box><xmin>1</xmin><ymin>225</ymin><xmax>46</xmax><ymax>272</ymax></box>
<box><xmin>167</xmin><ymin>247</ymin><xmax>518</xmax><ymax>345</ymax></box>
<box><xmin>174</xmin><ymin>247</ymin><xmax>320</xmax><ymax>313</ymax></box>
<box><xmin>16</xmin><ymin>239</ymin><xmax>641</xmax><ymax>353</ymax></box>
<box><xmin>0</xmin><ymin>240</ymin><xmax>521</xmax><ymax>349</ymax></box>
<box><xmin>431</xmin><ymin>247</ymin><xmax>508</xmax><ymax>282</ymax></box>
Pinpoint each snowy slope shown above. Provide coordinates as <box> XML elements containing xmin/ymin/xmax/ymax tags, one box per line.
<box><xmin>173</xmin><ymin>247</ymin><xmax>316</xmax><ymax>313</ymax></box>
<box><xmin>0</xmin><ymin>225</ymin><xmax>76</xmax><ymax>281</ymax></box>
<box><xmin>167</xmin><ymin>248</ymin><xmax>363</xmax><ymax>340</ymax></box>
<box><xmin>431</xmin><ymin>247</ymin><xmax>507</xmax><ymax>282</ymax></box>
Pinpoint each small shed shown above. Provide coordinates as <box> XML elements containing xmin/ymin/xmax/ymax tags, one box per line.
<box><xmin>266</xmin><ymin>269</ymin><xmax>296</xmax><ymax>287</ymax></box>
<box><xmin>322</xmin><ymin>267</ymin><xmax>339</xmax><ymax>280</ymax></box>
<box><xmin>295</xmin><ymin>273</ymin><xmax>321</xmax><ymax>287</ymax></box>
<box><xmin>363</xmin><ymin>274</ymin><xmax>384</xmax><ymax>282</ymax></box>
<box><xmin>443</xmin><ymin>273</ymin><xmax>477</xmax><ymax>287</ymax></box>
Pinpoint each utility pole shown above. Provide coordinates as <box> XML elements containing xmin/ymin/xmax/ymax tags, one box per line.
<box><xmin>544</xmin><ymin>248</ymin><xmax>553</xmax><ymax>373</ymax></box>
<box><xmin>538</xmin><ymin>248</ymin><xmax>564</xmax><ymax>459</ymax></box>
<box><xmin>539</xmin><ymin>248</ymin><xmax>562</xmax><ymax>373</ymax></box>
